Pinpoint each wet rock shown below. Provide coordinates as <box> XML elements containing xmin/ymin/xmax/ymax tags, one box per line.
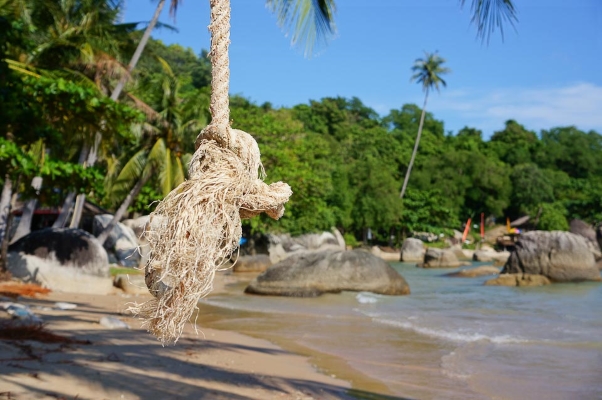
<box><xmin>484</xmin><ymin>273</ymin><xmax>551</xmax><ymax>287</ymax></box>
<box><xmin>446</xmin><ymin>266</ymin><xmax>501</xmax><ymax>278</ymax></box>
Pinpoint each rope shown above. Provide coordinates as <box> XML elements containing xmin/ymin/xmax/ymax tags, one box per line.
<box><xmin>197</xmin><ymin>0</ymin><xmax>231</xmax><ymax>150</ymax></box>
<box><xmin>130</xmin><ymin>0</ymin><xmax>292</xmax><ymax>345</ymax></box>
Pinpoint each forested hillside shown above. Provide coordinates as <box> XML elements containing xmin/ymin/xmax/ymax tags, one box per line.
<box><xmin>2</xmin><ymin>0</ymin><xmax>601</xmax><ymax>248</ymax></box>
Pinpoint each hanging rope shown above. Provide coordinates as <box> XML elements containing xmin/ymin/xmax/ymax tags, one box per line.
<box><xmin>129</xmin><ymin>0</ymin><xmax>292</xmax><ymax>345</ymax></box>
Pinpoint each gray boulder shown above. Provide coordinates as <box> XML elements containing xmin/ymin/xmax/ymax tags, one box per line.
<box><xmin>596</xmin><ymin>222</ymin><xmax>602</xmax><ymax>255</ymax></box>
<box><xmin>245</xmin><ymin>250</ymin><xmax>410</xmax><ymax>297</ymax></box>
<box><xmin>502</xmin><ymin>231</ymin><xmax>601</xmax><ymax>282</ymax></box>
<box><xmin>570</xmin><ymin>219</ymin><xmax>602</xmax><ymax>261</ymax></box>
<box><xmin>370</xmin><ymin>246</ymin><xmax>400</xmax><ymax>262</ymax></box>
<box><xmin>7</xmin><ymin>228</ymin><xmax>112</xmax><ymax>294</ymax></box>
<box><xmin>267</xmin><ymin>230</ymin><xmax>346</xmax><ymax>264</ymax></box>
<box><xmin>419</xmin><ymin>248</ymin><xmax>469</xmax><ymax>268</ymax></box>
<box><xmin>233</xmin><ymin>254</ymin><xmax>272</xmax><ymax>273</ymax></box>
<box><xmin>400</xmin><ymin>238</ymin><xmax>424</xmax><ymax>262</ymax></box>
<box><xmin>122</xmin><ymin>215</ymin><xmax>151</xmax><ymax>238</ymax></box>
<box><xmin>93</xmin><ymin>214</ymin><xmax>140</xmax><ymax>267</ymax></box>
<box><xmin>473</xmin><ymin>249</ymin><xmax>511</xmax><ymax>265</ymax></box>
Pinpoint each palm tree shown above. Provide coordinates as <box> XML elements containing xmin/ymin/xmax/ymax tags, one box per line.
<box><xmin>399</xmin><ymin>51</ymin><xmax>450</xmax><ymax>200</ymax></box>
<box><xmin>267</xmin><ymin>0</ymin><xmax>516</xmax><ymax>55</ymax></box>
<box><xmin>96</xmin><ymin>58</ymin><xmax>207</xmax><ymax>244</ymax></box>
<box><xmin>74</xmin><ymin>0</ymin><xmax>182</xmax><ymax>228</ymax></box>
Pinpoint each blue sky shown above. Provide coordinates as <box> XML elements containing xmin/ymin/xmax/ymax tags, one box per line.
<box><xmin>123</xmin><ymin>0</ymin><xmax>602</xmax><ymax>138</ymax></box>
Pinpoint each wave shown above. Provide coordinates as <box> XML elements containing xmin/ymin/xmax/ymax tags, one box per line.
<box><xmin>372</xmin><ymin>317</ymin><xmax>529</xmax><ymax>344</ymax></box>
<box><xmin>355</xmin><ymin>292</ymin><xmax>380</xmax><ymax>304</ymax></box>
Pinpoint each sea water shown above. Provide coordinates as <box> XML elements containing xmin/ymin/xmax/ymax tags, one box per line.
<box><xmin>198</xmin><ymin>262</ymin><xmax>602</xmax><ymax>399</ymax></box>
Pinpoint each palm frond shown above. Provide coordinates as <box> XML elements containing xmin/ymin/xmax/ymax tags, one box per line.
<box><xmin>113</xmin><ymin>148</ymin><xmax>148</xmax><ymax>194</ymax></box>
<box><xmin>266</xmin><ymin>0</ymin><xmax>336</xmax><ymax>57</ymax></box>
<box><xmin>124</xmin><ymin>92</ymin><xmax>160</xmax><ymax>121</ymax></box>
<box><xmin>460</xmin><ymin>0</ymin><xmax>517</xmax><ymax>42</ymax></box>
<box><xmin>172</xmin><ymin>154</ymin><xmax>185</xmax><ymax>188</ymax></box>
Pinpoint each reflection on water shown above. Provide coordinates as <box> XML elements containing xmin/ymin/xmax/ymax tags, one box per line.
<box><xmin>197</xmin><ymin>262</ymin><xmax>602</xmax><ymax>399</ymax></box>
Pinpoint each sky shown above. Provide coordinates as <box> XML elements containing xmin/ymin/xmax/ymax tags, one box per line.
<box><xmin>122</xmin><ymin>0</ymin><xmax>602</xmax><ymax>138</ymax></box>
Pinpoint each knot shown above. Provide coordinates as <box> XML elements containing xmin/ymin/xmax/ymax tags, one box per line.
<box><xmin>195</xmin><ymin>125</ymin><xmax>263</xmax><ymax>180</ymax></box>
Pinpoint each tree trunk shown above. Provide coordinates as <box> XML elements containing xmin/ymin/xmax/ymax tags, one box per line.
<box><xmin>11</xmin><ymin>176</ymin><xmax>43</xmax><ymax>243</ymax></box>
<box><xmin>110</xmin><ymin>0</ymin><xmax>167</xmax><ymax>102</ymax></box>
<box><xmin>81</xmin><ymin>0</ymin><xmax>167</xmax><ymax>221</ymax></box>
<box><xmin>1</xmin><ymin>185</ymin><xmax>19</xmax><ymax>273</ymax></box>
<box><xmin>69</xmin><ymin>194</ymin><xmax>86</xmax><ymax>229</ymax></box>
<box><xmin>52</xmin><ymin>191</ymin><xmax>76</xmax><ymax>228</ymax></box>
<box><xmin>96</xmin><ymin>174</ymin><xmax>149</xmax><ymax>245</ymax></box>
<box><xmin>399</xmin><ymin>90</ymin><xmax>430</xmax><ymax>200</ymax></box>
<box><xmin>68</xmin><ymin>143</ymin><xmax>91</xmax><ymax>229</ymax></box>
<box><xmin>11</xmin><ymin>199</ymin><xmax>36</xmax><ymax>243</ymax></box>
<box><xmin>0</xmin><ymin>175</ymin><xmax>12</xmax><ymax>245</ymax></box>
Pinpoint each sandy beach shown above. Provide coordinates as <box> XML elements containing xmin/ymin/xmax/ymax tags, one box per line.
<box><xmin>0</xmin><ymin>283</ymin><xmax>361</xmax><ymax>400</ymax></box>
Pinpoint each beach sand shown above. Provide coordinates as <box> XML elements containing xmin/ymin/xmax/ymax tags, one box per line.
<box><xmin>0</xmin><ymin>283</ymin><xmax>359</xmax><ymax>399</ymax></box>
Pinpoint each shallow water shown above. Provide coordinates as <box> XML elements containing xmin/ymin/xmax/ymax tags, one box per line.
<box><xmin>198</xmin><ymin>262</ymin><xmax>602</xmax><ymax>399</ymax></box>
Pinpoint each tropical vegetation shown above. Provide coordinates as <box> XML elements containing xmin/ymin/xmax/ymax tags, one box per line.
<box><xmin>3</xmin><ymin>0</ymin><xmax>601</xmax><ymax>267</ymax></box>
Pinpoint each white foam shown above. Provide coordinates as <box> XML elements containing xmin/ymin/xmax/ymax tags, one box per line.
<box><xmin>355</xmin><ymin>292</ymin><xmax>379</xmax><ymax>304</ymax></box>
<box><xmin>373</xmin><ymin>317</ymin><xmax>529</xmax><ymax>344</ymax></box>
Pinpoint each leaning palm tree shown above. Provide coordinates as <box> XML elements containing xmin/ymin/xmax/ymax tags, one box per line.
<box><xmin>96</xmin><ymin>58</ymin><xmax>207</xmax><ymax>244</ymax></box>
<box><xmin>73</xmin><ymin>0</ymin><xmax>182</xmax><ymax>228</ymax></box>
<box><xmin>399</xmin><ymin>51</ymin><xmax>450</xmax><ymax>200</ymax></box>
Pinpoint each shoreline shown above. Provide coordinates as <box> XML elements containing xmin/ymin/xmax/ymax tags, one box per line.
<box><xmin>0</xmin><ymin>288</ymin><xmax>362</xmax><ymax>399</ymax></box>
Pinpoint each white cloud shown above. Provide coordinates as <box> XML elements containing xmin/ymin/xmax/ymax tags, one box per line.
<box><xmin>429</xmin><ymin>82</ymin><xmax>602</xmax><ymax>133</ymax></box>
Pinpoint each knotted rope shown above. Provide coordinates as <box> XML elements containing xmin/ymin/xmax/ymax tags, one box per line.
<box><xmin>130</xmin><ymin>0</ymin><xmax>292</xmax><ymax>345</ymax></box>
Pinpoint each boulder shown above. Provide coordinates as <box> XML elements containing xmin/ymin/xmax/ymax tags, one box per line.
<box><xmin>419</xmin><ymin>248</ymin><xmax>469</xmax><ymax>268</ymax></box>
<box><xmin>570</xmin><ymin>219</ymin><xmax>597</xmax><ymax>244</ymax></box>
<box><xmin>122</xmin><ymin>215</ymin><xmax>151</xmax><ymax>238</ymax></box>
<box><xmin>412</xmin><ymin>232</ymin><xmax>438</xmax><ymax>243</ymax></box>
<box><xmin>484</xmin><ymin>273</ymin><xmax>551</xmax><ymax>287</ymax></box>
<box><xmin>114</xmin><ymin>273</ymin><xmax>148</xmax><ymax>295</ymax></box>
<box><xmin>370</xmin><ymin>246</ymin><xmax>400</xmax><ymax>262</ymax></box>
<box><xmin>570</xmin><ymin>219</ymin><xmax>602</xmax><ymax>261</ymax></box>
<box><xmin>473</xmin><ymin>249</ymin><xmax>511</xmax><ymax>265</ymax></box>
<box><xmin>449</xmin><ymin>245</ymin><xmax>471</xmax><ymax>260</ymax></box>
<box><xmin>93</xmin><ymin>214</ymin><xmax>140</xmax><ymax>268</ymax></box>
<box><xmin>7</xmin><ymin>228</ymin><xmax>112</xmax><ymax>294</ymax></box>
<box><xmin>245</xmin><ymin>249</ymin><xmax>410</xmax><ymax>297</ymax></box>
<box><xmin>232</xmin><ymin>254</ymin><xmax>272</xmax><ymax>273</ymax></box>
<box><xmin>446</xmin><ymin>266</ymin><xmax>501</xmax><ymax>278</ymax></box>
<box><xmin>267</xmin><ymin>230</ymin><xmax>346</xmax><ymax>264</ymax></box>
<box><xmin>400</xmin><ymin>238</ymin><xmax>424</xmax><ymax>262</ymax></box>
<box><xmin>502</xmin><ymin>231</ymin><xmax>601</xmax><ymax>282</ymax></box>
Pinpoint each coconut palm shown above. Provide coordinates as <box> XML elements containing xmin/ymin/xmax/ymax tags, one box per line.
<box><xmin>96</xmin><ymin>58</ymin><xmax>208</xmax><ymax>244</ymax></box>
<box><xmin>267</xmin><ymin>0</ymin><xmax>516</xmax><ymax>55</ymax></box>
<box><xmin>399</xmin><ymin>51</ymin><xmax>450</xmax><ymax>200</ymax></box>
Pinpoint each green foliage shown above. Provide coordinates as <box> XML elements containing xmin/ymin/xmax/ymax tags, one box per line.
<box><xmin>3</xmin><ymin>0</ymin><xmax>600</xmax><ymax>246</ymax></box>
<box><xmin>537</xmin><ymin>202</ymin><xmax>569</xmax><ymax>231</ymax></box>
<box><xmin>401</xmin><ymin>189</ymin><xmax>461</xmax><ymax>234</ymax></box>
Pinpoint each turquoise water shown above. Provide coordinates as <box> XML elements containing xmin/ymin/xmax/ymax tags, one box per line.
<box><xmin>200</xmin><ymin>262</ymin><xmax>602</xmax><ymax>399</ymax></box>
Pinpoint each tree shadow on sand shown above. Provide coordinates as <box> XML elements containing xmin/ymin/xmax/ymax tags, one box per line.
<box><xmin>0</xmin><ymin>296</ymin><xmax>411</xmax><ymax>400</ymax></box>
